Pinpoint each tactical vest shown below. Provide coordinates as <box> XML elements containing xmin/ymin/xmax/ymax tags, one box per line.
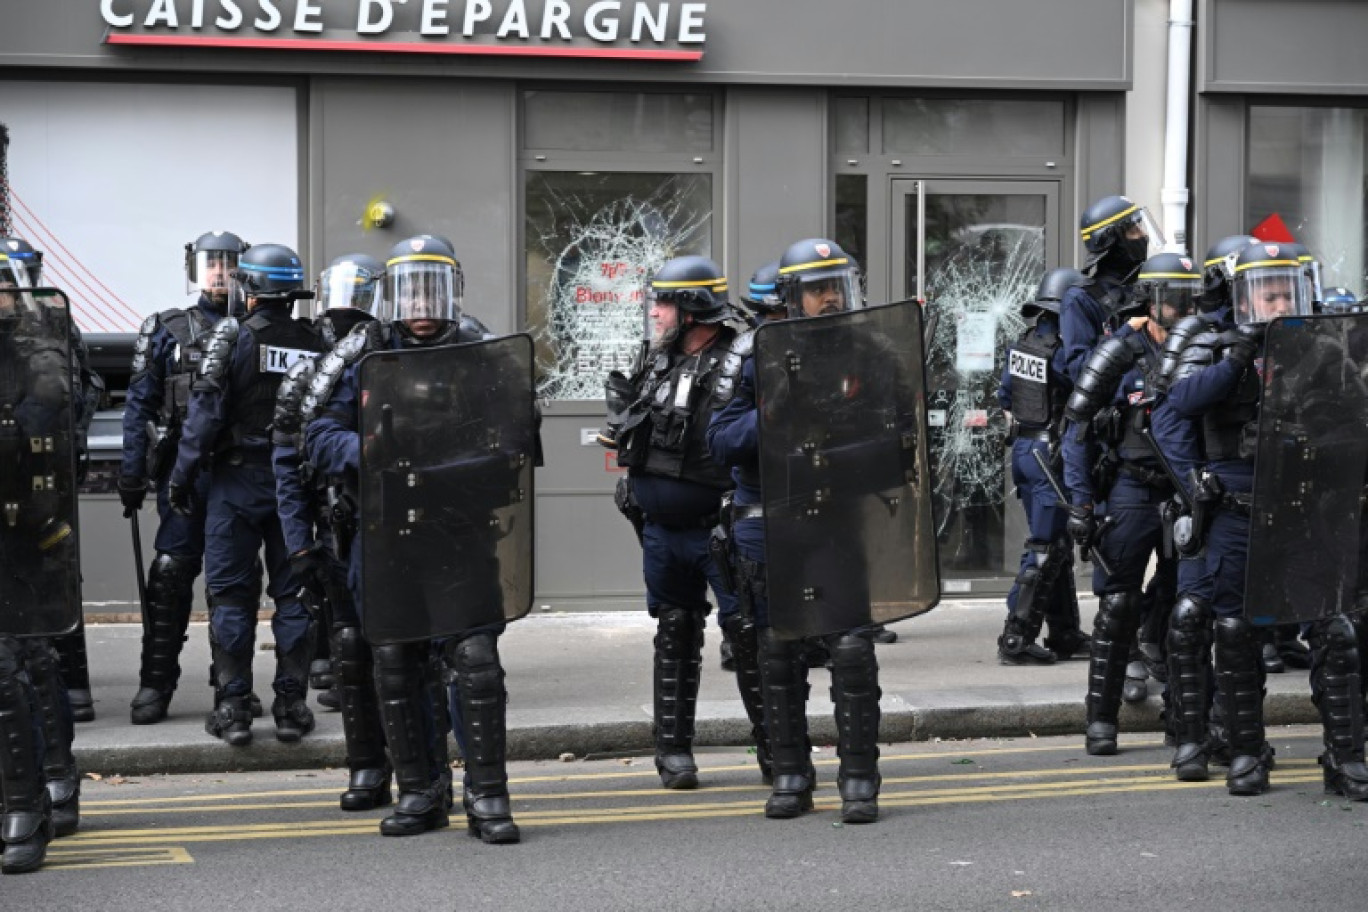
<box><xmin>632</xmin><ymin>329</ymin><xmax>736</xmax><ymax>490</ymax></box>
<box><xmin>1007</xmin><ymin>326</ymin><xmax>1062</xmax><ymax>428</ymax></box>
<box><xmin>1201</xmin><ymin>333</ymin><xmax>1261</xmax><ymax>462</ymax></box>
<box><xmin>226</xmin><ymin>309</ymin><xmax>323</xmax><ymax>448</ymax></box>
<box><xmin>158</xmin><ymin>307</ymin><xmax>215</xmax><ymax>427</ymax></box>
<box><xmin>1116</xmin><ymin>349</ymin><xmax>1162</xmax><ymax>465</ymax></box>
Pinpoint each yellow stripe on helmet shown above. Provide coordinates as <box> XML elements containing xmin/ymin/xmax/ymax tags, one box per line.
<box><xmin>1234</xmin><ymin>259</ymin><xmax>1300</xmax><ymax>272</ymax></box>
<box><xmin>778</xmin><ymin>257</ymin><xmax>849</xmax><ymax>274</ymax></box>
<box><xmin>1138</xmin><ymin>272</ymin><xmax>1201</xmax><ymax>280</ymax></box>
<box><xmin>386</xmin><ymin>254</ymin><xmax>456</xmax><ymax>268</ymax></box>
<box><xmin>1079</xmin><ymin>204</ymin><xmax>1139</xmax><ymax>240</ymax></box>
<box><xmin>652</xmin><ymin>278</ymin><xmax>728</xmax><ymax>291</ymax></box>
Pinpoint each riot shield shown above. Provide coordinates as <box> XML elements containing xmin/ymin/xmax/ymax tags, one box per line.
<box><xmin>358</xmin><ymin>335</ymin><xmax>536</xmax><ymax>645</ymax></box>
<box><xmin>1246</xmin><ymin>313</ymin><xmax>1368</xmax><ymax>625</ymax></box>
<box><xmin>0</xmin><ymin>288</ymin><xmax>82</xmax><ymax>638</ymax></box>
<box><xmin>755</xmin><ymin>300</ymin><xmax>940</xmax><ymax>639</ymax></box>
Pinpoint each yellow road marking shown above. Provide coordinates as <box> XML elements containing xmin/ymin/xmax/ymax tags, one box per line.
<box><xmin>43</xmin><ymin>846</ymin><xmax>194</xmax><ymax>870</ymax></box>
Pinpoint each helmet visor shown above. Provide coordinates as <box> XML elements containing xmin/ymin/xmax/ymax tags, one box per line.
<box><xmin>1144</xmin><ymin>279</ymin><xmax>1200</xmax><ymax>329</ymax></box>
<box><xmin>381</xmin><ymin>260</ymin><xmax>462</xmax><ymax>325</ymax></box>
<box><xmin>190</xmin><ymin>250</ymin><xmax>240</xmax><ymax>305</ymax></box>
<box><xmin>1112</xmin><ymin>206</ymin><xmax>1168</xmax><ymax>259</ymax></box>
<box><xmin>318</xmin><ymin>263</ymin><xmax>381</xmax><ymax>313</ymax></box>
<box><xmin>0</xmin><ymin>256</ymin><xmax>32</xmax><ymax>289</ymax></box>
<box><xmin>782</xmin><ymin>265</ymin><xmax>864</xmax><ymax>319</ymax></box>
<box><xmin>1233</xmin><ymin>264</ymin><xmax>1312</xmax><ymax>325</ymax></box>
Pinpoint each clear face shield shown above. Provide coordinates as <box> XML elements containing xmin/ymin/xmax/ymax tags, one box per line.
<box><xmin>1147</xmin><ymin>279</ymin><xmax>1200</xmax><ymax>329</ymax></box>
<box><xmin>1115</xmin><ymin>207</ymin><xmax>1168</xmax><ymax>263</ymax></box>
<box><xmin>1300</xmin><ymin>257</ymin><xmax>1324</xmax><ymax>306</ymax></box>
<box><xmin>380</xmin><ymin>260</ymin><xmax>462</xmax><ymax>326</ymax></box>
<box><xmin>0</xmin><ymin>259</ymin><xmax>36</xmax><ymax>322</ymax></box>
<box><xmin>1233</xmin><ymin>264</ymin><xmax>1312</xmax><ymax>326</ymax></box>
<box><xmin>784</xmin><ymin>265</ymin><xmax>864</xmax><ymax>319</ymax></box>
<box><xmin>189</xmin><ymin>250</ymin><xmax>240</xmax><ymax>309</ymax></box>
<box><xmin>317</xmin><ymin>263</ymin><xmax>382</xmax><ymax>314</ymax></box>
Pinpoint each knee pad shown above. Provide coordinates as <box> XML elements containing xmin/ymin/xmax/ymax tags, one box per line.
<box><xmin>1312</xmin><ymin>615</ymin><xmax>1360</xmax><ymax>675</ymax></box>
<box><xmin>1214</xmin><ymin>616</ymin><xmax>1256</xmax><ymax>650</ymax></box>
<box><xmin>1095</xmin><ymin>592</ymin><xmax>1142</xmax><ymax>640</ymax></box>
<box><xmin>1169</xmin><ymin>596</ymin><xmax>1212</xmax><ymax>643</ymax></box>
<box><xmin>655</xmin><ymin>607</ymin><xmax>703</xmax><ymax>656</ymax></box>
<box><xmin>148</xmin><ymin>553</ymin><xmax>198</xmax><ymax>591</ymax></box>
<box><xmin>828</xmin><ymin>633</ymin><xmax>876</xmax><ymax>672</ymax></box>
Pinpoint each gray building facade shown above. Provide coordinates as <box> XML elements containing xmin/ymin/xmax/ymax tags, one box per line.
<box><xmin>6</xmin><ymin>0</ymin><xmax>1148</xmax><ymax>607</ymax></box>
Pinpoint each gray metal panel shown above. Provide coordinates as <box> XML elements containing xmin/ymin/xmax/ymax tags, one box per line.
<box><xmin>5</xmin><ymin>0</ymin><xmax>1131</xmax><ymax>89</ymax></box>
<box><xmin>1191</xmin><ymin>96</ymin><xmax>1246</xmax><ymax>254</ymax></box>
<box><xmin>1203</xmin><ymin>0</ymin><xmax>1368</xmax><ymax>94</ymax></box>
<box><xmin>310</xmin><ymin>78</ymin><xmax>517</xmax><ymax>334</ymax></box>
<box><xmin>1072</xmin><ymin>94</ymin><xmax>1126</xmax><ymax>267</ymax></box>
<box><xmin>726</xmin><ymin>88</ymin><xmax>828</xmax><ymax>293</ymax></box>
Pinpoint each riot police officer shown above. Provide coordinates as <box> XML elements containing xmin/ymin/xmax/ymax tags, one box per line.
<box><xmin>305</xmin><ymin>235</ymin><xmax>523</xmax><ymax>843</ymax></box>
<box><xmin>604</xmin><ymin>255</ymin><xmax>763</xmax><ymax>790</ymax></box>
<box><xmin>1063</xmin><ymin>253</ymin><xmax>1200</xmax><ymax>755</ymax></box>
<box><xmin>1321</xmin><ymin>286</ymin><xmax>1360</xmax><ymax>315</ymax></box>
<box><xmin>997</xmin><ymin>267</ymin><xmax>1086</xmax><ymax>665</ymax></box>
<box><xmin>168</xmin><ymin>243</ymin><xmax>323</xmax><ymax>746</ymax></box>
<box><xmin>1165</xmin><ymin>242</ymin><xmax>1368</xmax><ymax>798</ymax></box>
<box><xmin>120</xmin><ymin>230</ymin><xmax>250</xmax><ymax>725</ymax></box>
<box><xmin>1061</xmin><ymin>196</ymin><xmax>1164</xmax><ymax>382</ymax></box>
<box><xmin>709</xmin><ymin>238</ymin><xmax>903</xmax><ymax>824</ymax></box>
<box><xmin>273</xmin><ymin>253</ymin><xmax>385</xmax><ymax>808</ymax></box>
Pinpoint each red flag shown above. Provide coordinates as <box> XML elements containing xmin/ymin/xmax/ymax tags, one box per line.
<box><xmin>1250</xmin><ymin>213</ymin><xmax>1295</xmax><ymax>243</ymax></box>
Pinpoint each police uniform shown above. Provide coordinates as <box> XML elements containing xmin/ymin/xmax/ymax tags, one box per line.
<box><xmin>169</xmin><ymin>245</ymin><xmax>323</xmax><ymax>745</ymax></box>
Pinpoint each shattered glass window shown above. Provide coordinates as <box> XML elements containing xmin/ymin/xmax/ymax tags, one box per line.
<box><xmin>525</xmin><ymin>172</ymin><xmax>713</xmax><ymax>400</ymax></box>
<box><xmin>919</xmin><ymin>195</ymin><xmax>1046</xmax><ymax>574</ymax></box>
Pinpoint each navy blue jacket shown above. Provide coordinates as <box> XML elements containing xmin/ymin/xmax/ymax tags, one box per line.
<box><xmin>705</xmin><ymin>356</ymin><xmax>764</xmax><ymax>561</ymax></box>
<box><xmin>1059</xmin><ymin>274</ymin><xmax>1124</xmax><ymax>383</ymax></box>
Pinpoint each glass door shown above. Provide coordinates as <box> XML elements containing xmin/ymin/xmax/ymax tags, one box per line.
<box><xmin>891</xmin><ymin>179</ymin><xmax>1059</xmax><ymax>586</ymax></box>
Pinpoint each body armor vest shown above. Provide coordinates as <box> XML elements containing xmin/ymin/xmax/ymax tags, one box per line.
<box><xmin>631</xmin><ymin>328</ymin><xmax>736</xmax><ymax>490</ymax></box>
<box><xmin>226</xmin><ymin>309</ymin><xmax>322</xmax><ymax>449</ymax></box>
<box><xmin>1008</xmin><ymin>325</ymin><xmax>1062</xmax><ymax>429</ymax></box>
<box><xmin>1201</xmin><ymin>335</ymin><xmax>1261</xmax><ymax>462</ymax></box>
<box><xmin>1117</xmin><ymin>349</ymin><xmax>1162</xmax><ymax>466</ymax></box>
<box><xmin>158</xmin><ymin>307</ymin><xmax>214</xmax><ymax>427</ymax></box>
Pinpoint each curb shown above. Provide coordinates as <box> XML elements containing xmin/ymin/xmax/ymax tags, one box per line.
<box><xmin>72</xmin><ymin>692</ymin><xmax>1321</xmax><ymax>777</ymax></box>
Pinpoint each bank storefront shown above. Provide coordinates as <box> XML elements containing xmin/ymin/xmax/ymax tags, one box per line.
<box><xmin>2</xmin><ymin>0</ymin><xmax>1133</xmax><ymax>608</ymax></box>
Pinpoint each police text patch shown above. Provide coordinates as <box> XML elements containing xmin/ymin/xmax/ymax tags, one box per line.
<box><xmin>1008</xmin><ymin>350</ymin><xmax>1047</xmax><ymax>384</ymax></box>
<box><xmin>259</xmin><ymin>346</ymin><xmax>314</xmax><ymax>375</ymax></box>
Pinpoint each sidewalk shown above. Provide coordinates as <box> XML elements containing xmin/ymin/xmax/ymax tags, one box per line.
<box><xmin>73</xmin><ymin>598</ymin><xmax>1319</xmax><ymax>775</ymax></box>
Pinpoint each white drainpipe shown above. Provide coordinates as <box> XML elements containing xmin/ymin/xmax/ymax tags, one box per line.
<box><xmin>1161</xmin><ymin>0</ymin><xmax>1194</xmax><ymax>254</ymax></box>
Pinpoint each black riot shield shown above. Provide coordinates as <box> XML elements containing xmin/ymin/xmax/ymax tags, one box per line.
<box><xmin>1246</xmin><ymin>313</ymin><xmax>1368</xmax><ymax>626</ymax></box>
<box><xmin>358</xmin><ymin>335</ymin><xmax>536</xmax><ymax>645</ymax></box>
<box><xmin>754</xmin><ymin>300</ymin><xmax>940</xmax><ymax>639</ymax></box>
<box><xmin>0</xmin><ymin>288</ymin><xmax>82</xmax><ymax>638</ymax></box>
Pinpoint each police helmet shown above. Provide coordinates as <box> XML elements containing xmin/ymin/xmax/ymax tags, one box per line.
<box><xmin>1231</xmin><ymin>242</ymin><xmax>1313</xmax><ymax>326</ymax></box>
<box><xmin>1280</xmin><ymin>243</ymin><xmax>1323</xmax><ymax>307</ymax></box>
<box><xmin>1021</xmin><ymin>267</ymin><xmax>1086</xmax><ymax>319</ymax></box>
<box><xmin>317</xmin><ymin>253</ymin><xmax>384</xmax><ymax>314</ymax></box>
<box><xmin>648</xmin><ymin>256</ymin><xmax>729</xmax><ymax>326</ymax></box>
<box><xmin>233</xmin><ymin>243</ymin><xmax>312</xmax><ymax>306</ymax></box>
<box><xmin>0</xmin><ymin>250</ymin><xmax>32</xmax><ymax>289</ymax></box>
<box><xmin>1132</xmin><ymin>253</ymin><xmax>1202</xmax><ymax>329</ymax></box>
<box><xmin>1078</xmin><ymin>195</ymin><xmax>1164</xmax><ymax>269</ymax></box>
<box><xmin>776</xmin><ymin>238</ymin><xmax>863</xmax><ymax>319</ymax></box>
<box><xmin>0</xmin><ymin>236</ymin><xmax>43</xmax><ymax>285</ymax></box>
<box><xmin>380</xmin><ymin>235</ymin><xmax>463</xmax><ymax>326</ymax></box>
<box><xmin>185</xmin><ymin>230</ymin><xmax>248</xmax><ymax>308</ymax></box>
<box><xmin>1321</xmin><ymin>286</ymin><xmax>1360</xmax><ymax>315</ymax></box>
<box><xmin>740</xmin><ymin>261</ymin><xmax>785</xmax><ymax>322</ymax></box>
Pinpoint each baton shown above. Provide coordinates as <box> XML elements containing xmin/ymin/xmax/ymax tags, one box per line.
<box><xmin>1138</xmin><ymin>425</ymin><xmax>1193</xmax><ymax>512</ymax></box>
<box><xmin>130</xmin><ymin>510</ymin><xmax>149</xmax><ymax>626</ymax></box>
<box><xmin>1031</xmin><ymin>446</ymin><xmax>1116</xmax><ymax>578</ymax></box>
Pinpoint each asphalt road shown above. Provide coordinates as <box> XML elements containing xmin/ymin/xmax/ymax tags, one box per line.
<box><xmin>8</xmin><ymin>726</ymin><xmax>1364</xmax><ymax>911</ymax></box>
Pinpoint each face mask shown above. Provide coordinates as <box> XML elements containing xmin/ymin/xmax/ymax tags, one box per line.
<box><xmin>1122</xmin><ymin>236</ymin><xmax>1149</xmax><ymax>264</ymax></box>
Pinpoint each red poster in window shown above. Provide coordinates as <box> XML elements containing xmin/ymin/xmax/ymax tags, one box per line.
<box><xmin>1250</xmin><ymin>213</ymin><xmax>1296</xmax><ymax>244</ymax></box>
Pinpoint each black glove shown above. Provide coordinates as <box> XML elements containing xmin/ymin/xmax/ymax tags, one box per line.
<box><xmin>1225</xmin><ymin>323</ymin><xmax>1265</xmax><ymax>369</ymax></box>
<box><xmin>289</xmin><ymin>541</ymin><xmax>330</xmax><ymax>600</ymax></box>
<box><xmin>167</xmin><ymin>481</ymin><xmax>193</xmax><ymax>517</ymax></box>
<box><xmin>117</xmin><ymin>475</ymin><xmax>148</xmax><ymax>518</ymax></box>
<box><xmin>1067</xmin><ymin>504</ymin><xmax>1097</xmax><ymax>552</ymax></box>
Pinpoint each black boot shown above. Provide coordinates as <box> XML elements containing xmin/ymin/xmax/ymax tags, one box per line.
<box><xmin>375</xmin><ymin>645</ymin><xmax>449</xmax><ymax>837</ymax></box>
<box><xmin>829</xmin><ymin>633</ymin><xmax>882</xmax><ymax>824</ymax></box>
<box><xmin>23</xmin><ymin>640</ymin><xmax>80</xmax><ymax>837</ymax></box>
<box><xmin>723</xmin><ymin>616</ymin><xmax>772</xmax><ymax>784</ymax></box>
<box><xmin>1215</xmin><ymin>618</ymin><xmax>1271</xmax><ymax>796</ymax></box>
<box><xmin>1085</xmin><ymin>592</ymin><xmax>1142</xmax><ymax>755</ymax></box>
<box><xmin>652</xmin><ymin>607</ymin><xmax>704</xmax><ymax>790</ymax></box>
<box><xmin>1309</xmin><ymin>616</ymin><xmax>1368</xmax><ymax>801</ymax></box>
<box><xmin>1000</xmin><ymin>544</ymin><xmax>1059</xmax><ymax>666</ymax></box>
<box><xmin>0</xmin><ymin>652</ymin><xmax>53</xmax><ymax>875</ymax></box>
<box><xmin>1277</xmin><ymin>625</ymin><xmax>1311</xmax><ymax>670</ymax></box>
<box><xmin>759</xmin><ymin>629</ymin><xmax>815</xmax><ymax>819</ymax></box>
<box><xmin>1044</xmin><ymin>555</ymin><xmax>1091</xmax><ymax>659</ymax></box>
<box><xmin>1166</xmin><ymin>596</ymin><xmax>1213</xmax><ymax>782</ymax></box>
<box><xmin>53</xmin><ymin>618</ymin><xmax>94</xmax><ymax>722</ymax></box>
<box><xmin>333</xmin><ymin>626</ymin><xmax>392</xmax><ymax>811</ymax></box>
<box><xmin>272</xmin><ymin>634</ymin><xmax>316</xmax><ymax>743</ymax></box>
<box><xmin>131</xmin><ymin>554</ymin><xmax>197</xmax><ymax>724</ymax></box>
<box><xmin>205</xmin><ymin>639</ymin><xmax>253</xmax><ymax>746</ymax></box>
<box><xmin>448</xmin><ymin>633</ymin><xmax>520</xmax><ymax>845</ymax></box>
<box><xmin>1260</xmin><ymin>629</ymin><xmax>1285</xmax><ymax>674</ymax></box>
<box><xmin>998</xmin><ymin>616</ymin><xmax>1056</xmax><ymax>665</ymax></box>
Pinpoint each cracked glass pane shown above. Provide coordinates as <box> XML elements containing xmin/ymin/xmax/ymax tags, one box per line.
<box><xmin>524</xmin><ymin>172</ymin><xmax>712</xmax><ymax>400</ymax></box>
<box><xmin>918</xmin><ymin>194</ymin><xmax>1046</xmax><ymax>575</ymax></box>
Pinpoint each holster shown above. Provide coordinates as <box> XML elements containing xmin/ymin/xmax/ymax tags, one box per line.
<box><xmin>708</xmin><ymin>493</ymin><xmax>737</xmax><ymax>595</ymax></box>
<box><xmin>614</xmin><ymin>476</ymin><xmax>646</xmax><ymax>546</ymax></box>
<box><xmin>328</xmin><ymin>483</ymin><xmax>359</xmax><ymax>558</ymax></box>
<box><xmin>147</xmin><ymin>424</ymin><xmax>181</xmax><ymax>485</ymax></box>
